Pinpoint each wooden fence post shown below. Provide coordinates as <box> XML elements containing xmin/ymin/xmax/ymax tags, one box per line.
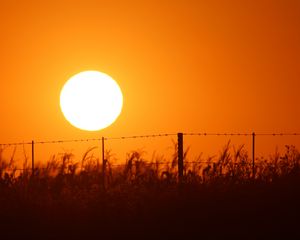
<box><xmin>102</xmin><ymin>137</ymin><xmax>106</xmax><ymax>188</ymax></box>
<box><xmin>177</xmin><ymin>133</ymin><xmax>184</xmax><ymax>182</ymax></box>
<box><xmin>31</xmin><ymin>140</ymin><xmax>34</xmax><ymax>176</ymax></box>
<box><xmin>252</xmin><ymin>132</ymin><xmax>255</xmax><ymax>178</ymax></box>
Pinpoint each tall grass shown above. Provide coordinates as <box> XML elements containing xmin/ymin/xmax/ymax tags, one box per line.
<box><xmin>0</xmin><ymin>142</ymin><xmax>300</xmax><ymax>187</ymax></box>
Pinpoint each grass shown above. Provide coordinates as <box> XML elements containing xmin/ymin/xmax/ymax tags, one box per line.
<box><xmin>0</xmin><ymin>143</ymin><xmax>300</xmax><ymax>239</ymax></box>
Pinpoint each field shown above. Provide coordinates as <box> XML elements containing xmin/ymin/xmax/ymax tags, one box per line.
<box><xmin>0</xmin><ymin>143</ymin><xmax>300</xmax><ymax>239</ymax></box>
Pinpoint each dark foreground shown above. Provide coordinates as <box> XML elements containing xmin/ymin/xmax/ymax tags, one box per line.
<box><xmin>1</xmin><ymin>146</ymin><xmax>300</xmax><ymax>239</ymax></box>
<box><xmin>1</xmin><ymin>176</ymin><xmax>300</xmax><ymax>240</ymax></box>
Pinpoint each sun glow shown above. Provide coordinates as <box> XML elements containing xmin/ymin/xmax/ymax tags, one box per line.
<box><xmin>60</xmin><ymin>71</ymin><xmax>123</xmax><ymax>131</ymax></box>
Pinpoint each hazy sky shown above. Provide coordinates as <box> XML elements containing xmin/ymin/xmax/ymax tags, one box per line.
<box><xmin>0</xmin><ymin>0</ymin><xmax>299</xmax><ymax>155</ymax></box>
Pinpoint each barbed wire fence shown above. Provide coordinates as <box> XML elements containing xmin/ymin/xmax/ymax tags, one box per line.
<box><xmin>0</xmin><ymin>132</ymin><xmax>300</xmax><ymax>183</ymax></box>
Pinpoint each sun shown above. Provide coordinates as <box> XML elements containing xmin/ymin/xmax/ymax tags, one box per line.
<box><xmin>60</xmin><ymin>71</ymin><xmax>123</xmax><ymax>131</ymax></box>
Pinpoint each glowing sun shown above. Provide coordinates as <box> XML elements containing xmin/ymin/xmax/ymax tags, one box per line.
<box><xmin>60</xmin><ymin>71</ymin><xmax>123</xmax><ymax>131</ymax></box>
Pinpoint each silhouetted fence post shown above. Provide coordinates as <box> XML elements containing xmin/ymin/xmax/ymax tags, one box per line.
<box><xmin>102</xmin><ymin>137</ymin><xmax>106</xmax><ymax>188</ymax></box>
<box><xmin>31</xmin><ymin>140</ymin><xmax>34</xmax><ymax>176</ymax></box>
<box><xmin>177</xmin><ymin>133</ymin><xmax>184</xmax><ymax>182</ymax></box>
<box><xmin>252</xmin><ymin>132</ymin><xmax>255</xmax><ymax>178</ymax></box>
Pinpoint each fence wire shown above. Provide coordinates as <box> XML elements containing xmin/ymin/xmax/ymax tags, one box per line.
<box><xmin>1</xmin><ymin>132</ymin><xmax>299</xmax><ymax>147</ymax></box>
<box><xmin>0</xmin><ymin>133</ymin><xmax>178</xmax><ymax>146</ymax></box>
<box><xmin>1</xmin><ymin>132</ymin><xmax>299</xmax><ymax>177</ymax></box>
<box><xmin>0</xmin><ymin>132</ymin><xmax>299</xmax><ymax>169</ymax></box>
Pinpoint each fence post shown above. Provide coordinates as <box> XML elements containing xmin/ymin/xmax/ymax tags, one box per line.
<box><xmin>252</xmin><ymin>132</ymin><xmax>255</xmax><ymax>178</ymax></box>
<box><xmin>102</xmin><ymin>137</ymin><xmax>106</xmax><ymax>188</ymax></box>
<box><xmin>177</xmin><ymin>133</ymin><xmax>184</xmax><ymax>182</ymax></box>
<box><xmin>31</xmin><ymin>140</ymin><xmax>34</xmax><ymax>176</ymax></box>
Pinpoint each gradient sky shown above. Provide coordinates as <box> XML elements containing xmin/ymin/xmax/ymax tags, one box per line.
<box><xmin>0</xmin><ymin>0</ymin><xmax>299</xmax><ymax>160</ymax></box>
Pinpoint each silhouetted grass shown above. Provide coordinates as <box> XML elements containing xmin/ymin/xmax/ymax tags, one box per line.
<box><xmin>0</xmin><ymin>143</ymin><xmax>300</xmax><ymax>239</ymax></box>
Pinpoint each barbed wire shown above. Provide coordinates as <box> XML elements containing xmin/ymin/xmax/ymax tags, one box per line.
<box><xmin>35</xmin><ymin>138</ymin><xmax>102</xmax><ymax>144</ymax></box>
<box><xmin>255</xmin><ymin>133</ymin><xmax>300</xmax><ymax>136</ymax></box>
<box><xmin>184</xmin><ymin>133</ymin><xmax>300</xmax><ymax>136</ymax></box>
<box><xmin>105</xmin><ymin>133</ymin><xmax>177</xmax><ymax>140</ymax></box>
<box><xmin>0</xmin><ymin>142</ymin><xmax>32</xmax><ymax>147</ymax></box>
<box><xmin>0</xmin><ymin>132</ymin><xmax>299</xmax><ymax>147</ymax></box>
<box><xmin>184</xmin><ymin>133</ymin><xmax>251</xmax><ymax>136</ymax></box>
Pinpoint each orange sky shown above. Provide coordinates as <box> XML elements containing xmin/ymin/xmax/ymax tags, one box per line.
<box><xmin>0</xmin><ymin>0</ymin><xmax>299</xmax><ymax>161</ymax></box>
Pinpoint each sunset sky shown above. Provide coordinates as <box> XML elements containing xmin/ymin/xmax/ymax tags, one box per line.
<box><xmin>0</xmin><ymin>0</ymin><xmax>299</xmax><ymax>160</ymax></box>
